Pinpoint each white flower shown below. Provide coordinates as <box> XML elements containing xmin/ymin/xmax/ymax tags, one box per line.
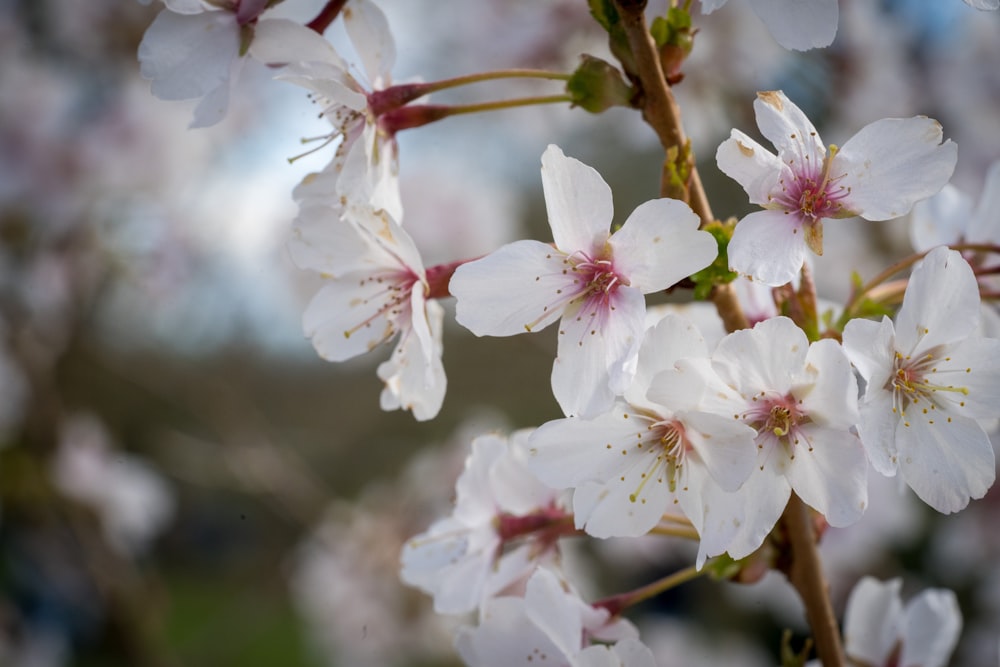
<box><xmin>910</xmin><ymin>160</ymin><xmax>1000</xmax><ymax>253</ymax></box>
<box><xmin>138</xmin><ymin>0</ymin><xmax>275</xmax><ymax>128</ymax></box>
<box><xmin>526</xmin><ymin>314</ymin><xmax>758</xmax><ymax>567</ymax></box>
<box><xmin>454</xmin><ymin>567</ymin><xmax>649</xmax><ymax>667</ymax></box>
<box><xmin>841</xmin><ymin>577</ymin><xmax>962</xmax><ymax>667</ymax></box>
<box><xmin>700</xmin><ymin>0</ymin><xmax>839</xmax><ymax>51</ymax></box>
<box><xmin>963</xmin><ymin>0</ymin><xmax>999</xmax><ymax>9</ymax></box>
<box><xmin>450</xmin><ymin>144</ymin><xmax>718</xmax><ymax>418</ymax></box>
<box><xmin>52</xmin><ymin>414</ymin><xmax>175</xmax><ymax>556</ymax></box>
<box><xmin>400</xmin><ymin>431</ymin><xmax>565</xmax><ymax>615</ymax></box>
<box><xmin>842</xmin><ymin>246</ymin><xmax>1000</xmax><ymax>513</ymax></box>
<box><xmin>717</xmin><ymin>90</ymin><xmax>957</xmax><ymax>286</ymax></box>
<box><xmin>704</xmin><ymin>316</ymin><xmax>868</xmax><ymax>558</ymax></box>
<box><xmin>289</xmin><ymin>204</ymin><xmax>445</xmax><ymax>421</ymax></box>
<box><xmin>250</xmin><ymin>1</ymin><xmax>404</xmax><ymax>222</ymax></box>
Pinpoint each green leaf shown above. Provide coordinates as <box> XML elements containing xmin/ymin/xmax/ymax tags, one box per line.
<box><xmin>689</xmin><ymin>219</ymin><xmax>739</xmax><ymax>300</ymax></box>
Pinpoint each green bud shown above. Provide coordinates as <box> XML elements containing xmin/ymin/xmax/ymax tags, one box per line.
<box><xmin>566</xmin><ymin>55</ymin><xmax>635</xmax><ymax>113</ymax></box>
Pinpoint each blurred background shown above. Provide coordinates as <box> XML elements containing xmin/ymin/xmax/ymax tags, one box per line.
<box><xmin>1</xmin><ymin>0</ymin><xmax>999</xmax><ymax>665</ymax></box>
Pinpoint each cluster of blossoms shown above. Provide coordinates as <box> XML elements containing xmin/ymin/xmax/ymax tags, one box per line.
<box><xmin>136</xmin><ymin>0</ymin><xmax>1000</xmax><ymax>664</ymax></box>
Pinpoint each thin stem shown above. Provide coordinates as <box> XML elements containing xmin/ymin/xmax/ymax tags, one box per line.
<box><xmin>439</xmin><ymin>95</ymin><xmax>575</xmax><ymax>116</ymax></box>
<box><xmin>306</xmin><ymin>0</ymin><xmax>347</xmax><ymax>34</ymax></box>
<box><xmin>611</xmin><ymin>0</ymin><xmax>748</xmax><ymax>333</ymax></box>
<box><xmin>594</xmin><ymin>564</ymin><xmax>704</xmax><ymax>617</ymax></box>
<box><xmin>781</xmin><ymin>494</ymin><xmax>845</xmax><ymax>667</ymax></box>
<box><xmin>380</xmin><ymin>96</ymin><xmax>574</xmax><ymax>134</ymax></box>
<box><xmin>417</xmin><ymin>69</ymin><xmax>571</xmax><ymax>95</ymax></box>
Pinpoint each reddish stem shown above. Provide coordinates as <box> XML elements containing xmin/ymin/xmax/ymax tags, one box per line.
<box><xmin>425</xmin><ymin>258</ymin><xmax>478</xmax><ymax>300</ymax></box>
<box><xmin>306</xmin><ymin>0</ymin><xmax>348</xmax><ymax>34</ymax></box>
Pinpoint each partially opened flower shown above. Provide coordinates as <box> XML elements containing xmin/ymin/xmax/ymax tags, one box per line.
<box><xmin>138</xmin><ymin>0</ymin><xmax>278</xmax><ymax>127</ymax></box>
<box><xmin>841</xmin><ymin>577</ymin><xmax>962</xmax><ymax>667</ymax></box>
<box><xmin>289</xmin><ymin>203</ymin><xmax>445</xmax><ymax>421</ymax></box>
<box><xmin>717</xmin><ymin>90</ymin><xmax>956</xmax><ymax>286</ymax></box>
<box><xmin>250</xmin><ymin>0</ymin><xmax>405</xmax><ymax>222</ymax></box>
<box><xmin>400</xmin><ymin>431</ymin><xmax>566</xmax><ymax>615</ymax></box>
<box><xmin>455</xmin><ymin>567</ymin><xmax>651</xmax><ymax>667</ymax></box>
<box><xmin>450</xmin><ymin>144</ymin><xmax>718</xmax><ymax>418</ymax></box>
<box><xmin>843</xmin><ymin>246</ymin><xmax>1000</xmax><ymax>513</ymax></box>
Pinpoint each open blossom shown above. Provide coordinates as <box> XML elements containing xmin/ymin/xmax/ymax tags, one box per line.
<box><xmin>839</xmin><ymin>577</ymin><xmax>962</xmax><ymax>667</ymax></box>
<box><xmin>138</xmin><ymin>0</ymin><xmax>278</xmax><ymax>127</ymax></box>
<box><xmin>910</xmin><ymin>160</ymin><xmax>1000</xmax><ymax>253</ymax></box>
<box><xmin>717</xmin><ymin>90</ymin><xmax>957</xmax><ymax>286</ymax></box>
<box><xmin>695</xmin><ymin>316</ymin><xmax>868</xmax><ymax>558</ymax></box>
<box><xmin>400</xmin><ymin>431</ymin><xmax>566</xmax><ymax>615</ymax></box>
<box><xmin>527</xmin><ymin>314</ymin><xmax>758</xmax><ymax>568</ymax></box>
<box><xmin>700</xmin><ymin>0</ymin><xmax>839</xmax><ymax>51</ymax></box>
<box><xmin>289</xmin><ymin>203</ymin><xmax>445</xmax><ymax>421</ymax></box>
<box><xmin>250</xmin><ymin>0</ymin><xmax>404</xmax><ymax>222</ymax></box>
<box><xmin>450</xmin><ymin>144</ymin><xmax>718</xmax><ymax>418</ymax></box>
<box><xmin>455</xmin><ymin>567</ymin><xmax>652</xmax><ymax>667</ymax></box>
<box><xmin>843</xmin><ymin>247</ymin><xmax>1000</xmax><ymax>513</ymax></box>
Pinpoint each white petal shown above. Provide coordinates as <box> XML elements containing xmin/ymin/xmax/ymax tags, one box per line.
<box><xmin>344</xmin><ymin>0</ymin><xmax>396</xmax><ymax>87</ymax></box>
<box><xmin>525</xmin><ymin>569</ymin><xmax>586</xmax><ymax>659</ymax></box>
<box><xmin>716</xmin><ymin>129</ymin><xmax>785</xmax><ymax>206</ymax></box>
<box><xmin>302</xmin><ymin>276</ymin><xmax>406</xmax><ymax>362</ymax></box>
<box><xmin>856</xmin><ymin>390</ymin><xmax>902</xmax><ymax>477</ymax></box>
<box><xmin>746</xmin><ymin>0</ymin><xmax>838</xmax><ymax>50</ymax></box>
<box><xmin>727</xmin><ymin>209</ymin><xmax>808</xmax><ymax>286</ymax></box>
<box><xmin>572</xmin><ymin>459</ymin><xmax>670</xmax><ymax>538</ymax></box>
<box><xmin>377</xmin><ymin>296</ymin><xmax>445</xmax><ymax>421</ymax></box>
<box><xmin>843</xmin><ymin>577</ymin><xmax>903</xmax><ymax>665</ymax></box>
<box><xmin>835</xmin><ymin>117</ymin><xmax>957</xmax><ymax>221</ymax></box>
<box><xmin>908</xmin><ymin>184</ymin><xmax>973</xmax><ymax>252</ymax></box>
<box><xmin>288</xmin><ymin>206</ymin><xmax>362</xmax><ymax>274</ymax></box>
<box><xmin>626</xmin><ymin>313</ymin><xmax>709</xmax><ymax>409</ymax></box>
<box><xmin>700</xmin><ymin>0</ymin><xmax>730</xmax><ymax>11</ymax></box>
<box><xmin>491</xmin><ymin>431</ymin><xmax>557</xmax><ymax>515</ymax></box>
<box><xmin>931</xmin><ymin>337</ymin><xmax>1000</xmax><ymax>419</ymax></box>
<box><xmin>752</xmin><ymin>90</ymin><xmax>826</xmax><ymax>166</ymax></box>
<box><xmin>968</xmin><ymin>160</ymin><xmax>1000</xmax><ymax>244</ymax></box>
<box><xmin>451</xmin><ymin>241</ymin><xmax>574</xmax><ymax>336</ymax></box>
<box><xmin>797</xmin><ymin>338</ymin><xmax>859</xmax><ymax>429</ymax></box>
<box><xmin>163</xmin><ymin>0</ymin><xmax>207</xmax><ymax>13</ymax></box>
<box><xmin>899</xmin><ymin>589</ymin><xmax>962</xmax><ymax>667</ymax></box>
<box><xmin>726</xmin><ymin>465</ymin><xmax>791</xmax><ymax>559</ymax></box>
<box><xmin>894</xmin><ymin>247</ymin><xmax>979</xmax><ymax>354</ymax></box>
<box><xmin>786</xmin><ymin>425</ymin><xmax>868</xmax><ymax>527</ymax></box>
<box><xmin>551</xmin><ymin>286</ymin><xmax>645</xmax><ymax>417</ymax></box>
<box><xmin>189</xmin><ymin>64</ymin><xmax>235</xmax><ymax>128</ymax></box>
<box><xmin>681</xmin><ymin>411</ymin><xmax>758</xmax><ymax>492</ymax></box>
<box><xmin>138</xmin><ymin>10</ymin><xmax>239</xmax><ymax>100</ymax></box>
<box><xmin>248</xmin><ymin>18</ymin><xmax>345</xmax><ymax>67</ymax></box>
<box><xmin>963</xmin><ymin>0</ymin><xmax>1000</xmax><ymax>10</ymax></box>
<box><xmin>842</xmin><ymin>316</ymin><xmax>896</xmax><ymax>398</ymax></box>
<box><xmin>455</xmin><ymin>597</ymin><xmax>566</xmax><ymax>667</ymax></box>
<box><xmin>897</xmin><ymin>413</ymin><xmax>995</xmax><ymax>513</ymax></box>
<box><xmin>541</xmin><ymin>145</ymin><xmax>614</xmax><ymax>253</ymax></box>
<box><xmin>527</xmin><ymin>405</ymin><xmax>651</xmax><ymax>490</ymax></box>
<box><xmin>609</xmin><ymin>199</ymin><xmax>718</xmax><ymax>292</ymax></box>
<box><xmin>714</xmin><ymin>317</ymin><xmax>807</xmax><ymax>395</ymax></box>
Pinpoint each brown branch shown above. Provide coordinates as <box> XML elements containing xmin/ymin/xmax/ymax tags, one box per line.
<box><xmin>610</xmin><ymin>0</ymin><xmax>748</xmax><ymax>333</ymax></box>
<box><xmin>781</xmin><ymin>494</ymin><xmax>845</xmax><ymax>667</ymax></box>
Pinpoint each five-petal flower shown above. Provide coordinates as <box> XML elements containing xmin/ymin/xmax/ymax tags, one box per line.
<box><xmin>450</xmin><ymin>145</ymin><xmax>718</xmax><ymax>418</ymax></box>
<box><xmin>717</xmin><ymin>90</ymin><xmax>957</xmax><ymax>286</ymax></box>
<box><xmin>843</xmin><ymin>246</ymin><xmax>1000</xmax><ymax>513</ymax></box>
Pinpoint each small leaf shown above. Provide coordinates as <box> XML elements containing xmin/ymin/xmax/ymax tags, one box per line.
<box><xmin>690</xmin><ymin>219</ymin><xmax>739</xmax><ymax>300</ymax></box>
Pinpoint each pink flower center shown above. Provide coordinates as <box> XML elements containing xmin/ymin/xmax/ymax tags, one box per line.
<box><xmin>343</xmin><ymin>269</ymin><xmax>420</xmax><ymax>342</ymax></box>
<box><xmin>888</xmin><ymin>347</ymin><xmax>970</xmax><ymax>426</ymax></box>
<box><xmin>771</xmin><ymin>151</ymin><xmax>851</xmax><ymax>223</ymax></box>
<box><xmin>742</xmin><ymin>392</ymin><xmax>812</xmax><ymax>460</ymax></box>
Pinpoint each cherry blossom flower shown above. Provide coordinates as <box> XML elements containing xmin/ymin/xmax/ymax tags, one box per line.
<box><xmin>450</xmin><ymin>144</ymin><xmax>718</xmax><ymax>418</ymax></box>
<box><xmin>400</xmin><ymin>431</ymin><xmax>566</xmax><ymax>615</ymax></box>
<box><xmin>842</xmin><ymin>247</ymin><xmax>1000</xmax><ymax>513</ymax></box>
<box><xmin>250</xmin><ymin>0</ymin><xmax>404</xmax><ymax>222</ymax></box>
<box><xmin>910</xmin><ymin>160</ymin><xmax>1000</xmax><ymax>253</ymax></box>
<box><xmin>526</xmin><ymin>314</ymin><xmax>757</xmax><ymax>567</ymax></box>
<box><xmin>717</xmin><ymin>90</ymin><xmax>957</xmax><ymax>286</ymax></box>
<box><xmin>138</xmin><ymin>0</ymin><xmax>277</xmax><ymax>128</ymax></box>
<box><xmin>839</xmin><ymin>577</ymin><xmax>961</xmax><ymax>667</ymax></box>
<box><xmin>455</xmin><ymin>567</ymin><xmax>651</xmax><ymax>667</ymax></box>
<box><xmin>700</xmin><ymin>0</ymin><xmax>839</xmax><ymax>51</ymax></box>
<box><xmin>289</xmin><ymin>203</ymin><xmax>445</xmax><ymax>421</ymax></box>
<box><xmin>701</xmin><ymin>316</ymin><xmax>868</xmax><ymax>559</ymax></box>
